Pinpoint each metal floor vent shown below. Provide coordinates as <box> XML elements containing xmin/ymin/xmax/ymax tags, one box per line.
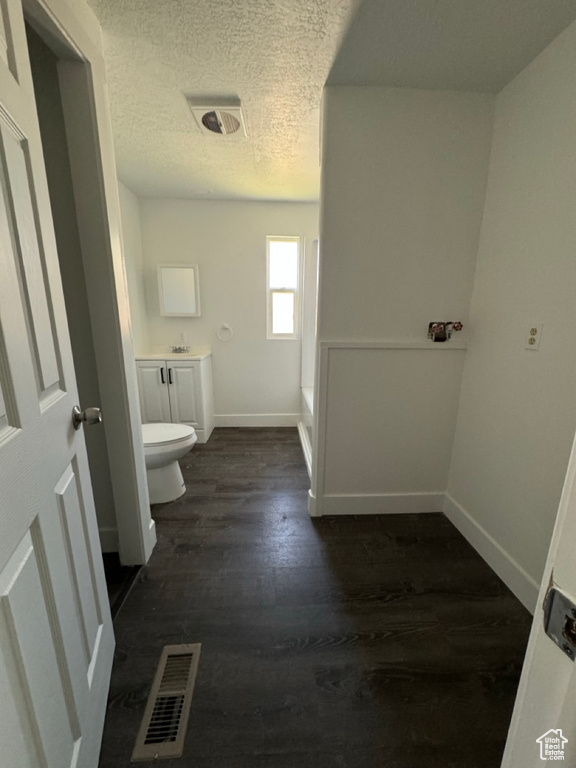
<box><xmin>131</xmin><ymin>643</ymin><xmax>201</xmax><ymax>762</ymax></box>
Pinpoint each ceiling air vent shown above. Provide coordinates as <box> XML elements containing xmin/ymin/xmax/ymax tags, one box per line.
<box><xmin>187</xmin><ymin>98</ymin><xmax>247</xmax><ymax>138</ymax></box>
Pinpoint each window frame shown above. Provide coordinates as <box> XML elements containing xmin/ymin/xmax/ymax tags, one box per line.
<box><xmin>266</xmin><ymin>235</ymin><xmax>301</xmax><ymax>340</ymax></box>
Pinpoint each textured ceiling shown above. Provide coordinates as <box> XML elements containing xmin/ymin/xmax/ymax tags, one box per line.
<box><xmin>328</xmin><ymin>0</ymin><xmax>576</xmax><ymax>91</ymax></box>
<box><xmin>86</xmin><ymin>0</ymin><xmax>360</xmax><ymax>201</ymax></box>
<box><xmin>87</xmin><ymin>0</ymin><xmax>576</xmax><ymax>201</ymax></box>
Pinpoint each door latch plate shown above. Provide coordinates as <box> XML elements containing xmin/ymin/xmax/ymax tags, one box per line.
<box><xmin>544</xmin><ymin>587</ymin><xmax>576</xmax><ymax>661</ymax></box>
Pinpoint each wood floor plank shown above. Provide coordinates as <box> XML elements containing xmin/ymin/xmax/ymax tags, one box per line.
<box><xmin>98</xmin><ymin>427</ymin><xmax>531</xmax><ymax>768</ymax></box>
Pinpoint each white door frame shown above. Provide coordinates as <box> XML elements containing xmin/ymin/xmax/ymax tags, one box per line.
<box><xmin>23</xmin><ymin>0</ymin><xmax>156</xmax><ymax>565</ymax></box>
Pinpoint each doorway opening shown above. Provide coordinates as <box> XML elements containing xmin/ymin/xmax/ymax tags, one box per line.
<box><xmin>25</xmin><ymin>21</ymin><xmax>140</xmax><ymax>610</ymax></box>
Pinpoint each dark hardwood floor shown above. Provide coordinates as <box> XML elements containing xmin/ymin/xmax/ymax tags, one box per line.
<box><xmin>102</xmin><ymin>553</ymin><xmax>141</xmax><ymax>619</ymax></box>
<box><xmin>98</xmin><ymin>427</ymin><xmax>532</xmax><ymax>768</ymax></box>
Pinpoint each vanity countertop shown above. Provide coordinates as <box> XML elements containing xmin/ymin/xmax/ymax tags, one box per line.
<box><xmin>136</xmin><ymin>346</ymin><xmax>212</xmax><ymax>361</ymax></box>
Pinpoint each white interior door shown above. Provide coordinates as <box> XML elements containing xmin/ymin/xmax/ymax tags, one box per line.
<box><xmin>0</xmin><ymin>2</ymin><xmax>114</xmax><ymax>767</ymax></box>
<box><xmin>502</xmin><ymin>434</ymin><xmax>576</xmax><ymax>766</ymax></box>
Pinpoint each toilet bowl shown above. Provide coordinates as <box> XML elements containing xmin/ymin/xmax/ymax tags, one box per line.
<box><xmin>142</xmin><ymin>423</ymin><xmax>197</xmax><ymax>504</ymax></box>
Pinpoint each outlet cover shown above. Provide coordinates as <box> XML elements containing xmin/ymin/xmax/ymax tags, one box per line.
<box><xmin>525</xmin><ymin>323</ymin><xmax>543</xmax><ymax>351</ymax></box>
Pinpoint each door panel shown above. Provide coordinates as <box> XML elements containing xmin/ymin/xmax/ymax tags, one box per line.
<box><xmin>170</xmin><ymin>363</ymin><xmax>200</xmax><ymax>427</ymax></box>
<box><xmin>0</xmin><ymin>532</ymin><xmax>78</xmax><ymax>767</ymax></box>
<box><xmin>0</xmin><ymin>2</ymin><xmax>114</xmax><ymax>766</ymax></box>
<box><xmin>0</xmin><ymin>120</ymin><xmax>61</xmax><ymax>396</ymax></box>
<box><xmin>0</xmin><ymin>636</ymin><xmax>37</xmax><ymax>767</ymax></box>
<box><xmin>40</xmin><ymin>467</ymin><xmax>97</xmax><ymax>712</ymax></box>
<box><xmin>0</xmin><ymin>0</ymin><xmax>20</xmax><ymax>83</ymax></box>
<box><xmin>54</xmin><ymin>462</ymin><xmax>102</xmax><ymax>666</ymax></box>
<box><xmin>136</xmin><ymin>360</ymin><xmax>171</xmax><ymax>423</ymax></box>
<box><xmin>0</xmin><ymin>7</ymin><xmax>9</xmax><ymax>69</ymax></box>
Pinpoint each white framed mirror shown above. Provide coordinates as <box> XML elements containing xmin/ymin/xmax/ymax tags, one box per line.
<box><xmin>157</xmin><ymin>264</ymin><xmax>201</xmax><ymax>317</ymax></box>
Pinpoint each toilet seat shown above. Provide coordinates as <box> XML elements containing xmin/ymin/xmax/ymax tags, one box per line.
<box><xmin>142</xmin><ymin>422</ymin><xmax>195</xmax><ymax>447</ymax></box>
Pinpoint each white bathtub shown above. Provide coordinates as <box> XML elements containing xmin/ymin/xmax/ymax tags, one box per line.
<box><xmin>298</xmin><ymin>387</ymin><xmax>314</xmax><ymax>478</ymax></box>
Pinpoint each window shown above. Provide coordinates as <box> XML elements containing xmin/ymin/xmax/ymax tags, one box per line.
<box><xmin>266</xmin><ymin>236</ymin><xmax>300</xmax><ymax>339</ymax></box>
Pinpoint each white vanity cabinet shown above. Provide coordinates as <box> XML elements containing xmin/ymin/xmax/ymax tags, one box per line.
<box><xmin>136</xmin><ymin>355</ymin><xmax>214</xmax><ymax>443</ymax></box>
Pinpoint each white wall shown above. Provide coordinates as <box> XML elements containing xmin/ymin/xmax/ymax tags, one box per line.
<box><xmin>118</xmin><ymin>182</ymin><xmax>148</xmax><ymax>353</ymax></box>
<box><xmin>138</xmin><ymin>199</ymin><xmax>319</xmax><ymax>424</ymax></box>
<box><xmin>313</xmin><ymin>87</ymin><xmax>494</xmax><ymax>514</ymax></box>
<box><xmin>446</xmin><ymin>20</ymin><xmax>576</xmax><ymax>612</ymax></box>
<box><xmin>319</xmin><ymin>87</ymin><xmax>494</xmax><ymax>341</ymax></box>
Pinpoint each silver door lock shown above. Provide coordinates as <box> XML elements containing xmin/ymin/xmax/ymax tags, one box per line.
<box><xmin>544</xmin><ymin>587</ymin><xmax>576</xmax><ymax>661</ymax></box>
<box><xmin>72</xmin><ymin>406</ymin><xmax>102</xmax><ymax>431</ymax></box>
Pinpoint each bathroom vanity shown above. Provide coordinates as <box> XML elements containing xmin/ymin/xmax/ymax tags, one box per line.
<box><xmin>135</xmin><ymin>349</ymin><xmax>214</xmax><ymax>443</ymax></box>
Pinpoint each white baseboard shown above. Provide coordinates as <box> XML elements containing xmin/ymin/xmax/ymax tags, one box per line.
<box><xmin>297</xmin><ymin>421</ymin><xmax>313</xmax><ymax>478</ymax></box>
<box><xmin>308</xmin><ymin>490</ymin><xmax>320</xmax><ymax>517</ymax></box>
<box><xmin>301</xmin><ymin>387</ymin><xmax>314</xmax><ymax>414</ymax></box>
<box><xmin>99</xmin><ymin>527</ymin><xmax>119</xmax><ymax>552</ymax></box>
<box><xmin>443</xmin><ymin>494</ymin><xmax>539</xmax><ymax>614</ymax></box>
<box><xmin>320</xmin><ymin>492</ymin><xmax>445</xmax><ymax>516</ymax></box>
<box><xmin>214</xmin><ymin>413</ymin><xmax>300</xmax><ymax>427</ymax></box>
<box><xmin>148</xmin><ymin>517</ymin><xmax>157</xmax><ymax>549</ymax></box>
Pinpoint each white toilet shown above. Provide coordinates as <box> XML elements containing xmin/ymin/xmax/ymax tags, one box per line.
<box><xmin>142</xmin><ymin>423</ymin><xmax>197</xmax><ymax>504</ymax></box>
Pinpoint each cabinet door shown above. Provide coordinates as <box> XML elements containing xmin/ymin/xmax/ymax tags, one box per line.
<box><xmin>168</xmin><ymin>362</ymin><xmax>203</xmax><ymax>428</ymax></box>
<box><xmin>136</xmin><ymin>361</ymin><xmax>171</xmax><ymax>423</ymax></box>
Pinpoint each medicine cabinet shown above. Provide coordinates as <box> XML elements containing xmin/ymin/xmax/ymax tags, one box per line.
<box><xmin>157</xmin><ymin>264</ymin><xmax>201</xmax><ymax>317</ymax></box>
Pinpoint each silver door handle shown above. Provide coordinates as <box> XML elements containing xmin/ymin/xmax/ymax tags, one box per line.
<box><xmin>72</xmin><ymin>405</ymin><xmax>102</xmax><ymax>430</ymax></box>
